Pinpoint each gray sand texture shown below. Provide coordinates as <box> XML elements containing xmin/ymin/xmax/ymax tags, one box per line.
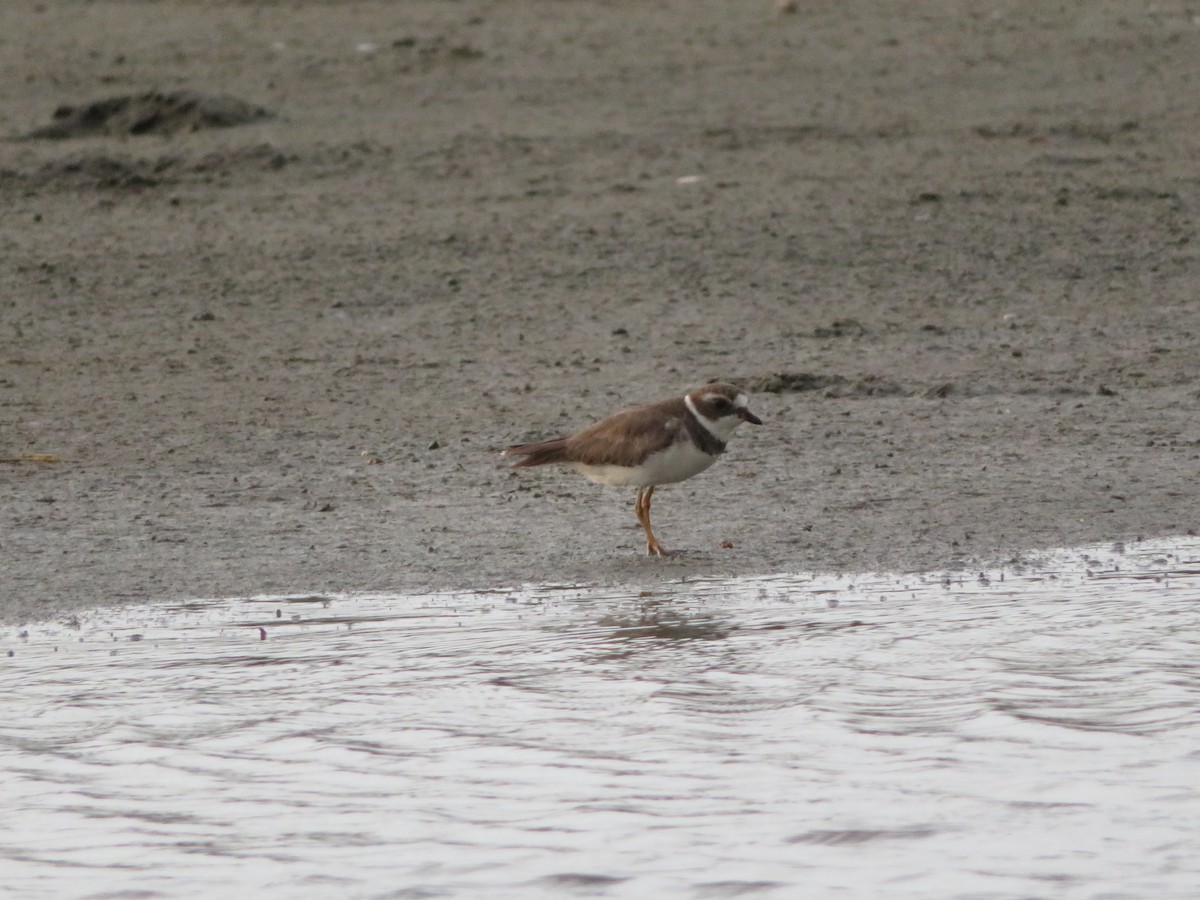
<box><xmin>2</xmin><ymin>1</ymin><xmax>1198</xmax><ymax>622</ymax></box>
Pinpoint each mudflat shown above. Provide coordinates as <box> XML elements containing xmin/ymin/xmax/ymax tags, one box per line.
<box><xmin>3</xmin><ymin>1</ymin><xmax>1198</xmax><ymax>623</ymax></box>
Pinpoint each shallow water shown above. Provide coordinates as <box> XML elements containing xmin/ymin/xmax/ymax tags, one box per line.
<box><xmin>4</xmin><ymin>539</ymin><xmax>1200</xmax><ymax>899</ymax></box>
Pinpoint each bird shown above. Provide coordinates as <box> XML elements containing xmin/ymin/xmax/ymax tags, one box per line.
<box><xmin>502</xmin><ymin>382</ymin><xmax>762</xmax><ymax>556</ymax></box>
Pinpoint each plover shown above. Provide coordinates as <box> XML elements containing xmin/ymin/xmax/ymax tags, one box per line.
<box><xmin>502</xmin><ymin>382</ymin><xmax>762</xmax><ymax>556</ymax></box>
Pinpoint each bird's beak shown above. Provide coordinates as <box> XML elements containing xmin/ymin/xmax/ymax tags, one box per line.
<box><xmin>736</xmin><ymin>408</ymin><xmax>763</xmax><ymax>425</ymax></box>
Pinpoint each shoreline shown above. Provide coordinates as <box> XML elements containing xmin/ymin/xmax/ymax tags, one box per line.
<box><xmin>4</xmin><ymin>0</ymin><xmax>1198</xmax><ymax>624</ymax></box>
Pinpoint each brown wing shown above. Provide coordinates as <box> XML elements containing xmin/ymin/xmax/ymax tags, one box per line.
<box><xmin>503</xmin><ymin>437</ymin><xmax>570</xmax><ymax>467</ymax></box>
<box><xmin>562</xmin><ymin>397</ymin><xmax>686</xmax><ymax>468</ymax></box>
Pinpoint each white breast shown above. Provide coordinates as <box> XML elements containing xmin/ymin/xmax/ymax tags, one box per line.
<box><xmin>572</xmin><ymin>438</ymin><xmax>718</xmax><ymax>487</ymax></box>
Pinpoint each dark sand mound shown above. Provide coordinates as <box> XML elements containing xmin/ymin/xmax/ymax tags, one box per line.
<box><xmin>21</xmin><ymin>90</ymin><xmax>272</xmax><ymax>140</ymax></box>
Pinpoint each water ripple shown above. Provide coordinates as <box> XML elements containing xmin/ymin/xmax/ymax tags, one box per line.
<box><xmin>3</xmin><ymin>538</ymin><xmax>1200</xmax><ymax>898</ymax></box>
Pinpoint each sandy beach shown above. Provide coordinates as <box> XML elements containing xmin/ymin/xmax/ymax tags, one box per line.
<box><xmin>3</xmin><ymin>0</ymin><xmax>1198</xmax><ymax>623</ymax></box>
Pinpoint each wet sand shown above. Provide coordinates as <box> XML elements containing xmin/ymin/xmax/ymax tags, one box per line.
<box><xmin>3</xmin><ymin>1</ymin><xmax>1199</xmax><ymax>623</ymax></box>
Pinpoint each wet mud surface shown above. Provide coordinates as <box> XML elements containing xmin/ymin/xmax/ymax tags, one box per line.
<box><xmin>2</xmin><ymin>1</ymin><xmax>1199</xmax><ymax>622</ymax></box>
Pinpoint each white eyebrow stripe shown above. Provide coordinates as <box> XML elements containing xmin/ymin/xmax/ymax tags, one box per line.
<box><xmin>684</xmin><ymin>394</ymin><xmax>724</xmax><ymax>439</ymax></box>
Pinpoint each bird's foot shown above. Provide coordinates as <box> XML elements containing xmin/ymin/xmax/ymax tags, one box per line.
<box><xmin>646</xmin><ymin>538</ymin><xmax>685</xmax><ymax>558</ymax></box>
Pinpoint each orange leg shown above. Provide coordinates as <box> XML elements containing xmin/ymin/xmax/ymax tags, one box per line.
<box><xmin>634</xmin><ymin>486</ymin><xmax>666</xmax><ymax>557</ymax></box>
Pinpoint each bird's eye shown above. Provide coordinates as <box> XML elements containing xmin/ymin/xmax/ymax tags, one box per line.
<box><xmin>712</xmin><ymin>397</ymin><xmax>730</xmax><ymax>409</ymax></box>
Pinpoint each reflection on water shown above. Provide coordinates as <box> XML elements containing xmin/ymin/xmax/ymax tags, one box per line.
<box><xmin>3</xmin><ymin>539</ymin><xmax>1200</xmax><ymax>898</ymax></box>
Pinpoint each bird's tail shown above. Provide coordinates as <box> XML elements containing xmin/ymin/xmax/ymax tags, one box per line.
<box><xmin>502</xmin><ymin>438</ymin><xmax>570</xmax><ymax>468</ymax></box>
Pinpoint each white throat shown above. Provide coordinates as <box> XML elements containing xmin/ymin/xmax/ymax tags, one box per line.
<box><xmin>684</xmin><ymin>394</ymin><xmax>739</xmax><ymax>442</ymax></box>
